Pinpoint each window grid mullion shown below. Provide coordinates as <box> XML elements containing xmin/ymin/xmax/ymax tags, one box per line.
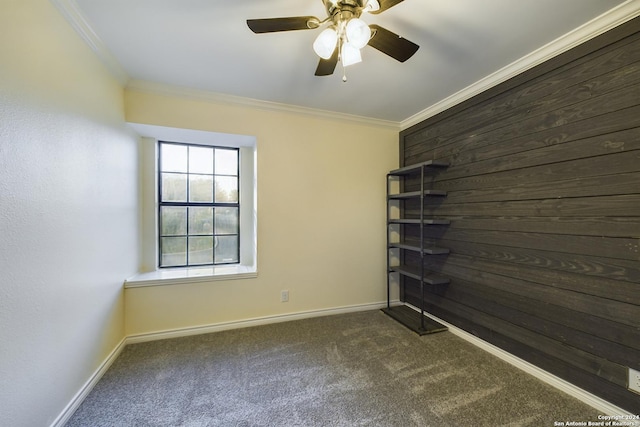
<box><xmin>158</xmin><ymin>141</ymin><xmax>239</xmax><ymax>268</ymax></box>
<box><xmin>186</xmin><ymin>147</ymin><xmax>190</xmax><ymax>266</ymax></box>
<box><xmin>211</xmin><ymin>149</ymin><xmax>218</xmax><ymax>264</ymax></box>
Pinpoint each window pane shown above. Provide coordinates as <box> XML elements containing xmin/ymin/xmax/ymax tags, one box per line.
<box><xmin>158</xmin><ymin>142</ymin><xmax>241</xmax><ymax>269</ymax></box>
<box><xmin>160</xmin><ymin>206</ymin><xmax>187</xmax><ymax>236</ymax></box>
<box><xmin>215</xmin><ymin>149</ymin><xmax>238</xmax><ymax>176</ymax></box>
<box><xmin>161</xmin><ymin>173</ymin><xmax>187</xmax><ymax>202</ymax></box>
<box><xmin>215</xmin><ymin>236</ymin><xmax>238</xmax><ymax>264</ymax></box>
<box><xmin>215</xmin><ymin>176</ymin><xmax>238</xmax><ymax>203</ymax></box>
<box><xmin>189</xmin><ymin>236</ymin><xmax>214</xmax><ymax>265</ymax></box>
<box><xmin>189</xmin><ymin>174</ymin><xmax>213</xmax><ymax>202</ymax></box>
<box><xmin>189</xmin><ymin>207</ymin><xmax>214</xmax><ymax>235</ymax></box>
<box><xmin>161</xmin><ymin>144</ymin><xmax>187</xmax><ymax>173</ymax></box>
<box><xmin>215</xmin><ymin>207</ymin><xmax>238</xmax><ymax>235</ymax></box>
<box><xmin>189</xmin><ymin>146</ymin><xmax>214</xmax><ymax>174</ymax></box>
<box><xmin>160</xmin><ymin>237</ymin><xmax>187</xmax><ymax>267</ymax></box>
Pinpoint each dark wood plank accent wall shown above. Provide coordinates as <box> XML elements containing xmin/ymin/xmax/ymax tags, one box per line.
<box><xmin>399</xmin><ymin>16</ymin><xmax>640</xmax><ymax>413</ymax></box>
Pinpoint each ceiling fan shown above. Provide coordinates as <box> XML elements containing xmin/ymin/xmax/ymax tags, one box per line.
<box><xmin>247</xmin><ymin>0</ymin><xmax>419</xmax><ymax>80</ymax></box>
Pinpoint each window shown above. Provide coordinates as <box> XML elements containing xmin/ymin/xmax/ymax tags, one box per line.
<box><xmin>124</xmin><ymin>124</ymin><xmax>256</xmax><ymax>287</ymax></box>
<box><xmin>158</xmin><ymin>141</ymin><xmax>240</xmax><ymax>268</ymax></box>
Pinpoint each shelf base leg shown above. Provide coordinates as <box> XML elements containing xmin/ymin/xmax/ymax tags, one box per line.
<box><xmin>382</xmin><ymin>305</ymin><xmax>448</xmax><ymax>335</ymax></box>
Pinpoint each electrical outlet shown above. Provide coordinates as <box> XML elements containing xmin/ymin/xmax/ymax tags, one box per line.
<box><xmin>629</xmin><ymin>367</ymin><xmax>640</xmax><ymax>394</ymax></box>
<box><xmin>280</xmin><ymin>290</ymin><xmax>289</xmax><ymax>303</ymax></box>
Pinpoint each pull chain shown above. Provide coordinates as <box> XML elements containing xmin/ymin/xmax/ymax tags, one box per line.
<box><xmin>338</xmin><ymin>36</ymin><xmax>347</xmax><ymax>82</ymax></box>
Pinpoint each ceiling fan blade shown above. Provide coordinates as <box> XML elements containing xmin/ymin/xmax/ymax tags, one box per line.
<box><xmin>246</xmin><ymin>17</ymin><xmax>319</xmax><ymax>33</ymax></box>
<box><xmin>369</xmin><ymin>0</ymin><xmax>404</xmax><ymax>14</ymax></box>
<box><xmin>315</xmin><ymin>47</ymin><xmax>339</xmax><ymax>76</ymax></box>
<box><xmin>368</xmin><ymin>24</ymin><xmax>419</xmax><ymax>62</ymax></box>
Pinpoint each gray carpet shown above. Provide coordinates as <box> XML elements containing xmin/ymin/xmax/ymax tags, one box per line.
<box><xmin>66</xmin><ymin>310</ymin><xmax>603</xmax><ymax>426</ymax></box>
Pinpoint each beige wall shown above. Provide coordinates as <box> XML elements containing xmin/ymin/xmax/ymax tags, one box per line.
<box><xmin>0</xmin><ymin>1</ymin><xmax>139</xmax><ymax>426</ymax></box>
<box><xmin>0</xmin><ymin>3</ymin><xmax>397</xmax><ymax>424</ymax></box>
<box><xmin>124</xmin><ymin>89</ymin><xmax>399</xmax><ymax>335</ymax></box>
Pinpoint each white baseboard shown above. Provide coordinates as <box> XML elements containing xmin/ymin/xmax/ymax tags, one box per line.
<box><xmin>126</xmin><ymin>301</ymin><xmax>389</xmax><ymax>344</ymax></box>
<box><xmin>50</xmin><ymin>338</ymin><xmax>127</xmax><ymax>427</ymax></box>
<box><xmin>54</xmin><ymin>301</ymin><xmax>633</xmax><ymax>425</ymax></box>
<box><xmin>403</xmin><ymin>304</ymin><xmax>635</xmax><ymax>417</ymax></box>
<box><xmin>52</xmin><ymin>301</ymin><xmax>388</xmax><ymax>426</ymax></box>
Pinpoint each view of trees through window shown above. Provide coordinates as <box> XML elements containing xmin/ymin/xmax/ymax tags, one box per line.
<box><xmin>158</xmin><ymin>141</ymin><xmax>239</xmax><ymax>267</ymax></box>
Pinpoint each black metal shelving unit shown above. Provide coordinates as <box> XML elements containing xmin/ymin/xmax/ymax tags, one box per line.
<box><xmin>382</xmin><ymin>160</ymin><xmax>450</xmax><ymax>335</ymax></box>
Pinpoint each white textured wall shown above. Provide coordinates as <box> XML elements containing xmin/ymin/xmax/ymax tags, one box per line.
<box><xmin>0</xmin><ymin>1</ymin><xmax>138</xmax><ymax>426</ymax></box>
<box><xmin>124</xmin><ymin>89</ymin><xmax>398</xmax><ymax>335</ymax></box>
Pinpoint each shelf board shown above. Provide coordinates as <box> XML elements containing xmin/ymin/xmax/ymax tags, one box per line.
<box><xmin>389</xmin><ymin>218</ymin><xmax>421</xmax><ymax>224</ymax></box>
<box><xmin>389</xmin><ymin>265</ymin><xmax>450</xmax><ymax>285</ymax></box>
<box><xmin>382</xmin><ymin>305</ymin><xmax>448</xmax><ymax>335</ymax></box>
<box><xmin>389</xmin><ymin>241</ymin><xmax>450</xmax><ymax>255</ymax></box>
<box><xmin>388</xmin><ymin>189</ymin><xmax>447</xmax><ymax>199</ymax></box>
<box><xmin>388</xmin><ymin>160</ymin><xmax>450</xmax><ymax>176</ymax></box>
<box><xmin>388</xmin><ymin>218</ymin><xmax>451</xmax><ymax>225</ymax></box>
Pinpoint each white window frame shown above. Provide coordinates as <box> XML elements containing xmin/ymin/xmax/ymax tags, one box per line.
<box><xmin>125</xmin><ymin>123</ymin><xmax>257</xmax><ymax>288</ymax></box>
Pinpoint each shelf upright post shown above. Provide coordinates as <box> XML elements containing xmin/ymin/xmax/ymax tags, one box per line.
<box><xmin>386</xmin><ymin>173</ymin><xmax>391</xmax><ymax>310</ymax></box>
<box><xmin>419</xmin><ymin>164</ymin><xmax>426</xmax><ymax>331</ymax></box>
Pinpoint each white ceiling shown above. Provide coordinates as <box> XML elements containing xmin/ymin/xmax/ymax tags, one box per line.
<box><xmin>60</xmin><ymin>0</ymin><xmax>636</xmax><ymax>125</ymax></box>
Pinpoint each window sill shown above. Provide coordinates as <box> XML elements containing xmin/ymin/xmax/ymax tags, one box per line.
<box><xmin>124</xmin><ymin>264</ymin><xmax>257</xmax><ymax>288</ymax></box>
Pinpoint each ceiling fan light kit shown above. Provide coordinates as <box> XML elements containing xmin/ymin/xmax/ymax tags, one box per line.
<box><xmin>247</xmin><ymin>0</ymin><xmax>418</xmax><ymax>81</ymax></box>
<box><xmin>313</xmin><ymin>28</ymin><xmax>339</xmax><ymax>59</ymax></box>
<box><xmin>345</xmin><ymin>18</ymin><xmax>372</xmax><ymax>49</ymax></box>
<box><xmin>341</xmin><ymin>42</ymin><xmax>362</xmax><ymax>67</ymax></box>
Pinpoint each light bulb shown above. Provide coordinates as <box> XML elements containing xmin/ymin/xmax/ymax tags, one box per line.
<box><xmin>341</xmin><ymin>42</ymin><xmax>362</xmax><ymax>67</ymax></box>
<box><xmin>313</xmin><ymin>28</ymin><xmax>338</xmax><ymax>59</ymax></box>
<box><xmin>345</xmin><ymin>18</ymin><xmax>371</xmax><ymax>49</ymax></box>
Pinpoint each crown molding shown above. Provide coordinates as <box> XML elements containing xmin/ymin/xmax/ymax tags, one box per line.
<box><xmin>50</xmin><ymin>0</ymin><xmax>129</xmax><ymax>85</ymax></box>
<box><xmin>126</xmin><ymin>80</ymin><xmax>401</xmax><ymax>130</ymax></box>
<box><xmin>52</xmin><ymin>0</ymin><xmax>397</xmax><ymax>129</ymax></box>
<box><xmin>51</xmin><ymin>0</ymin><xmax>639</xmax><ymax>131</ymax></box>
<box><xmin>400</xmin><ymin>0</ymin><xmax>640</xmax><ymax>130</ymax></box>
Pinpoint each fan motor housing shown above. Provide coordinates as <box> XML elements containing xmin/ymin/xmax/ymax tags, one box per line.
<box><xmin>324</xmin><ymin>0</ymin><xmax>365</xmax><ymax>20</ymax></box>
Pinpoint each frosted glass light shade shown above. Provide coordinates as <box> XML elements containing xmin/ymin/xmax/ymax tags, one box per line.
<box><xmin>346</xmin><ymin>18</ymin><xmax>371</xmax><ymax>49</ymax></box>
<box><xmin>341</xmin><ymin>42</ymin><xmax>362</xmax><ymax>67</ymax></box>
<box><xmin>313</xmin><ymin>28</ymin><xmax>338</xmax><ymax>59</ymax></box>
<box><xmin>364</xmin><ymin>0</ymin><xmax>380</xmax><ymax>13</ymax></box>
